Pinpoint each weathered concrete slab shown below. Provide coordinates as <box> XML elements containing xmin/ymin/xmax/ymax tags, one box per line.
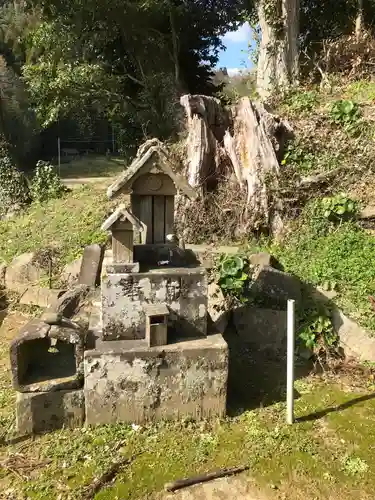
<box><xmin>84</xmin><ymin>334</ymin><xmax>228</xmax><ymax>425</ymax></box>
<box><xmin>5</xmin><ymin>252</ymin><xmax>42</xmax><ymax>293</ymax></box>
<box><xmin>10</xmin><ymin>320</ymin><xmax>50</xmax><ymax>391</ymax></box>
<box><xmin>251</xmin><ymin>266</ymin><xmax>302</xmax><ymax>306</ymax></box>
<box><xmin>78</xmin><ymin>244</ymin><xmax>105</xmax><ymax>287</ymax></box>
<box><xmin>101</xmin><ymin>267</ymin><xmax>208</xmax><ymax>340</ymax></box>
<box><xmin>106</xmin><ymin>263</ymin><xmax>140</xmax><ymax>274</ymax></box>
<box><xmin>16</xmin><ymin>389</ymin><xmax>85</xmax><ymax>435</ymax></box>
<box><xmin>61</xmin><ymin>257</ymin><xmax>83</xmax><ymax>287</ymax></box>
<box><xmin>313</xmin><ymin>288</ymin><xmax>375</xmax><ymax>362</ymax></box>
<box><xmin>249</xmin><ymin>252</ymin><xmax>273</xmax><ymax>268</ymax></box>
<box><xmin>333</xmin><ymin>308</ymin><xmax>375</xmax><ymax>362</ymax></box>
<box><xmin>19</xmin><ymin>287</ymin><xmax>64</xmax><ymax>308</ymax></box>
<box><xmin>233</xmin><ymin>305</ymin><xmax>287</xmax><ymax>352</ymax></box>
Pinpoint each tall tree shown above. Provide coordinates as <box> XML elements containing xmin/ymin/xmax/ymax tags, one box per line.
<box><xmin>23</xmin><ymin>0</ymin><xmax>247</xmax><ymax>141</ymax></box>
<box><xmin>256</xmin><ymin>0</ymin><xmax>300</xmax><ymax>100</ymax></box>
<box><xmin>0</xmin><ymin>0</ymin><xmax>41</xmax><ymax>71</ymax></box>
<box><xmin>356</xmin><ymin>0</ymin><xmax>364</xmax><ymax>39</ymax></box>
<box><xmin>0</xmin><ymin>55</ymin><xmax>39</xmax><ymax>165</ymax></box>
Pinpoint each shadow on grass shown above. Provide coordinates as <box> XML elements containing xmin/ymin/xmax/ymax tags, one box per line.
<box><xmin>224</xmin><ymin>322</ymin><xmax>311</xmax><ymax>416</ymax></box>
<box><xmin>297</xmin><ymin>392</ymin><xmax>375</xmax><ymax>423</ymax></box>
<box><xmin>222</xmin><ymin>269</ymin><xmax>350</xmax><ymax>417</ymax></box>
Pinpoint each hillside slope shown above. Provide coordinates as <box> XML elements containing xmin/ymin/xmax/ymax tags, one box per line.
<box><xmin>266</xmin><ymin>80</ymin><xmax>375</xmax><ymax>331</ymax></box>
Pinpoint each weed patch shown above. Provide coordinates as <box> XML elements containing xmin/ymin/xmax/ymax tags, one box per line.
<box><xmin>270</xmin><ymin>218</ymin><xmax>375</xmax><ymax>330</ymax></box>
<box><xmin>0</xmin><ymin>185</ymin><xmax>111</xmax><ymax>276</ymax></box>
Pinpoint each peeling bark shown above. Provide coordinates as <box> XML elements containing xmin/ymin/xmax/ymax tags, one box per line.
<box><xmin>178</xmin><ymin>94</ymin><xmax>292</xmax><ymax>238</ymax></box>
<box><xmin>180</xmin><ymin>94</ymin><xmax>229</xmax><ymax>193</ymax></box>
<box><xmin>229</xmin><ymin>98</ymin><xmax>284</xmax><ymax>235</ymax></box>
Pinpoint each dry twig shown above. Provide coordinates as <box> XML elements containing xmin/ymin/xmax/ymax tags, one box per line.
<box><xmin>80</xmin><ymin>454</ymin><xmax>139</xmax><ymax>500</ymax></box>
<box><xmin>164</xmin><ymin>466</ymin><xmax>249</xmax><ymax>492</ymax></box>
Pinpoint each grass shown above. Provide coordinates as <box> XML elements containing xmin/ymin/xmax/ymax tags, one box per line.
<box><xmin>276</xmin><ymin>80</ymin><xmax>375</xmax><ymax>181</ymax></box>
<box><xmin>57</xmin><ymin>155</ymin><xmax>126</xmax><ymax>179</ymax></box>
<box><xmin>344</xmin><ymin>80</ymin><xmax>375</xmax><ymax>104</ymax></box>
<box><xmin>266</xmin><ymin>217</ymin><xmax>375</xmax><ymax>331</ymax></box>
<box><xmin>0</xmin><ymin>184</ymin><xmax>113</xmax><ymax>273</ymax></box>
<box><xmin>2</xmin><ymin>310</ymin><xmax>375</xmax><ymax>499</ymax></box>
<box><xmin>260</xmin><ymin>79</ymin><xmax>375</xmax><ymax>333</ymax></box>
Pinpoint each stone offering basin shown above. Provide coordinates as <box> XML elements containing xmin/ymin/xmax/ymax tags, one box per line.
<box><xmin>10</xmin><ymin>318</ymin><xmax>85</xmax><ymax>393</ymax></box>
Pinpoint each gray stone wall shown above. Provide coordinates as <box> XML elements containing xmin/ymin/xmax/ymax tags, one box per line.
<box><xmin>101</xmin><ymin>268</ymin><xmax>207</xmax><ymax>340</ymax></box>
<box><xmin>84</xmin><ymin>335</ymin><xmax>228</xmax><ymax>425</ymax></box>
<box><xmin>16</xmin><ymin>389</ymin><xmax>85</xmax><ymax>434</ymax></box>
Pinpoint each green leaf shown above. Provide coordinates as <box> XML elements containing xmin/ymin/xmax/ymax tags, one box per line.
<box><xmin>221</xmin><ymin>256</ymin><xmax>243</xmax><ymax>276</ymax></box>
<box><xmin>341</xmin><ymin>100</ymin><xmax>354</xmax><ymax>114</ymax></box>
<box><xmin>335</xmin><ymin>205</ymin><xmax>346</xmax><ymax>215</ymax></box>
<box><xmin>347</xmin><ymin>202</ymin><xmax>355</xmax><ymax>212</ymax></box>
<box><xmin>306</xmin><ymin>338</ymin><xmax>316</xmax><ymax>349</ymax></box>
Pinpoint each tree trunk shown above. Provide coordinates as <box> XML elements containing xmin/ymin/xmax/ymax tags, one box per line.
<box><xmin>257</xmin><ymin>0</ymin><xmax>300</xmax><ymax>100</ymax></box>
<box><xmin>130</xmin><ymin>96</ymin><xmax>293</xmax><ymax>241</ymax></box>
<box><xmin>180</xmin><ymin>94</ymin><xmax>230</xmax><ymax>193</ymax></box>
<box><xmin>355</xmin><ymin>0</ymin><xmax>364</xmax><ymax>41</ymax></box>
<box><xmin>178</xmin><ymin>94</ymin><xmax>292</xmax><ymax>239</ymax></box>
<box><xmin>229</xmin><ymin>98</ymin><xmax>284</xmax><ymax>235</ymax></box>
<box><xmin>169</xmin><ymin>6</ymin><xmax>180</xmax><ymax>88</ymax></box>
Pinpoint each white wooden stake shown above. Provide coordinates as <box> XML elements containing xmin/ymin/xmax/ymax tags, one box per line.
<box><xmin>287</xmin><ymin>299</ymin><xmax>295</xmax><ymax>425</ymax></box>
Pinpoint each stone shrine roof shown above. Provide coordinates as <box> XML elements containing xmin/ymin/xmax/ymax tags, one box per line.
<box><xmin>101</xmin><ymin>204</ymin><xmax>143</xmax><ymax>232</ymax></box>
<box><xmin>107</xmin><ymin>139</ymin><xmax>197</xmax><ymax>200</ymax></box>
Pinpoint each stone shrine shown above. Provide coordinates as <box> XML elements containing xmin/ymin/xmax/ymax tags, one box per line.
<box><xmin>10</xmin><ymin>142</ymin><xmax>229</xmax><ymax>434</ymax></box>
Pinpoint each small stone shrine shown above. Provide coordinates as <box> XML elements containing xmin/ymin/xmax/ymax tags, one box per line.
<box><xmin>9</xmin><ymin>141</ymin><xmax>229</xmax><ymax>434</ymax></box>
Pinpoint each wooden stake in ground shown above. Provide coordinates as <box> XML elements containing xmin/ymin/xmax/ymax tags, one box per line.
<box><xmin>287</xmin><ymin>299</ymin><xmax>296</xmax><ymax>425</ymax></box>
<box><xmin>164</xmin><ymin>466</ymin><xmax>249</xmax><ymax>492</ymax></box>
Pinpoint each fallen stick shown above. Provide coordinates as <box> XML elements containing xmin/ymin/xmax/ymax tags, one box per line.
<box><xmin>164</xmin><ymin>465</ymin><xmax>249</xmax><ymax>492</ymax></box>
<box><xmin>80</xmin><ymin>454</ymin><xmax>139</xmax><ymax>499</ymax></box>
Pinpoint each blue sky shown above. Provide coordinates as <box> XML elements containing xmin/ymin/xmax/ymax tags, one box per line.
<box><xmin>217</xmin><ymin>22</ymin><xmax>252</xmax><ymax>74</ymax></box>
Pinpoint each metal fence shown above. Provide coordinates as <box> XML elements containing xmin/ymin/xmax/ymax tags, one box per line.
<box><xmin>57</xmin><ymin>136</ymin><xmax>117</xmax><ymax>170</ymax></box>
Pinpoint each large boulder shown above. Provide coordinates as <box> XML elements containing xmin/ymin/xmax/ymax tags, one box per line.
<box><xmin>233</xmin><ymin>305</ymin><xmax>287</xmax><ymax>352</ymax></box>
<box><xmin>19</xmin><ymin>287</ymin><xmax>64</xmax><ymax>308</ymax></box>
<box><xmin>5</xmin><ymin>253</ymin><xmax>43</xmax><ymax>293</ymax></box>
<box><xmin>251</xmin><ymin>266</ymin><xmax>302</xmax><ymax>307</ymax></box>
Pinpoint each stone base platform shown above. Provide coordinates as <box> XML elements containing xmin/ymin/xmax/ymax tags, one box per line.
<box><xmin>16</xmin><ymin>389</ymin><xmax>85</xmax><ymax>435</ymax></box>
<box><xmin>84</xmin><ymin>334</ymin><xmax>228</xmax><ymax>425</ymax></box>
